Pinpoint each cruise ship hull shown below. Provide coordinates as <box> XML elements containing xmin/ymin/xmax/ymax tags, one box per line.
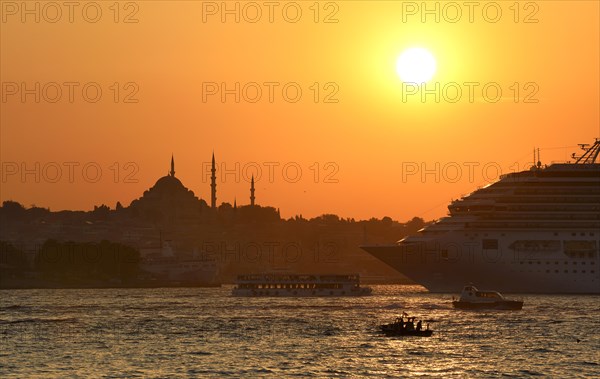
<box><xmin>362</xmin><ymin>235</ymin><xmax>600</xmax><ymax>294</ymax></box>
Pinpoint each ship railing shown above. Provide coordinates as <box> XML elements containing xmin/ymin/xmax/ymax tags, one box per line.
<box><xmin>235</xmin><ymin>274</ymin><xmax>360</xmax><ymax>283</ymax></box>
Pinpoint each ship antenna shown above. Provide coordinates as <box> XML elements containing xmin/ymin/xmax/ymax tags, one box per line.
<box><xmin>574</xmin><ymin>139</ymin><xmax>600</xmax><ymax>164</ymax></box>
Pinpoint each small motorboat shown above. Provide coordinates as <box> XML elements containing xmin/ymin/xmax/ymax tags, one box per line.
<box><xmin>380</xmin><ymin>314</ymin><xmax>433</xmax><ymax>337</ymax></box>
<box><xmin>452</xmin><ymin>285</ymin><xmax>523</xmax><ymax>310</ymax></box>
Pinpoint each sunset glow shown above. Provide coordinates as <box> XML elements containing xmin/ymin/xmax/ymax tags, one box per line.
<box><xmin>396</xmin><ymin>47</ymin><xmax>437</xmax><ymax>84</ymax></box>
<box><xmin>1</xmin><ymin>1</ymin><xmax>598</xmax><ymax>221</ymax></box>
<box><xmin>1</xmin><ymin>2</ymin><xmax>600</xmax><ymax>377</ymax></box>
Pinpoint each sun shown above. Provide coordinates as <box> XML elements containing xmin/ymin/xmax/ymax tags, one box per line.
<box><xmin>396</xmin><ymin>47</ymin><xmax>437</xmax><ymax>84</ymax></box>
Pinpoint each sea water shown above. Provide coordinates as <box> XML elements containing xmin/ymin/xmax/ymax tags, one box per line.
<box><xmin>1</xmin><ymin>285</ymin><xmax>599</xmax><ymax>378</ymax></box>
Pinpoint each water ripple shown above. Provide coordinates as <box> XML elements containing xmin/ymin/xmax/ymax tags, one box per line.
<box><xmin>0</xmin><ymin>286</ymin><xmax>598</xmax><ymax>377</ymax></box>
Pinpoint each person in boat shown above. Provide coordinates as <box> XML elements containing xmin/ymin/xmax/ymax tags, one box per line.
<box><xmin>395</xmin><ymin>317</ymin><xmax>404</xmax><ymax>330</ymax></box>
<box><xmin>416</xmin><ymin>320</ymin><xmax>422</xmax><ymax>331</ymax></box>
<box><xmin>406</xmin><ymin>318</ymin><xmax>415</xmax><ymax>331</ymax></box>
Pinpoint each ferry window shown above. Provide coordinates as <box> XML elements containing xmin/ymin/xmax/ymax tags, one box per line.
<box><xmin>554</xmin><ymin>232</ymin><xmax>558</xmax><ymax>236</ymax></box>
<box><xmin>564</xmin><ymin>270</ymin><xmax>568</xmax><ymax>273</ymax></box>
<box><xmin>572</xmin><ymin>233</ymin><xmax>576</xmax><ymax>236</ymax></box>
<box><xmin>582</xmin><ymin>270</ymin><xmax>586</xmax><ymax>273</ymax></box>
<box><xmin>580</xmin><ymin>233</ymin><xmax>585</xmax><ymax>236</ymax></box>
<box><xmin>545</xmin><ymin>270</ymin><xmax>550</xmax><ymax>273</ymax></box>
<box><xmin>554</xmin><ymin>270</ymin><xmax>559</xmax><ymax>273</ymax></box>
<box><xmin>573</xmin><ymin>262</ymin><xmax>577</xmax><ymax>265</ymax></box>
<box><xmin>592</xmin><ymin>271</ymin><xmax>596</xmax><ymax>274</ymax></box>
<box><xmin>537</xmin><ymin>261</ymin><xmax>541</xmax><ymax>265</ymax></box>
<box><xmin>582</xmin><ymin>262</ymin><xmax>586</xmax><ymax>265</ymax></box>
<box><xmin>555</xmin><ymin>262</ymin><xmax>559</xmax><ymax>265</ymax></box>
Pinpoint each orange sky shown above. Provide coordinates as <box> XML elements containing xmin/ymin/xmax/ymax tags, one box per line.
<box><xmin>1</xmin><ymin>1</ymin><xmax>599</xmax><ymax>221</ymax></box>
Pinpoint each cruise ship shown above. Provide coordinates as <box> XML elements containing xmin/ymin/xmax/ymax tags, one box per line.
<box><xmin>362</xmin><ymin>139</ymin><xmax>600</xmax><ymax>294</ymax></box>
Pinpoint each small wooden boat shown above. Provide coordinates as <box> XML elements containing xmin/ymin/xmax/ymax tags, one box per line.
<box><xmin>452</xmin><ymin>285</ymin><xmax>523</xmax><ymax>310</ymax></box>
<box><xmin>380</xmin><ymin>315</ymin><xmax>433</xmax><ymax>337</ymax></box>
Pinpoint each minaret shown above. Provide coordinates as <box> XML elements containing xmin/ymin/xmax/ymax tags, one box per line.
<box><xmin>250</xmin><ymin>175</ymin><xmax>255</xmax><ymax>206</ymax></box>
<box><xmin>170</xmin><ymin>154</ymin><xmax>175</xmax><ymax>177</ymax></box>
<box><xmin>233</xmin><ymin>198</ymin><xmax>237</xmax><ymax>210</ymax></box>
<box><xmin>211</xmin><ymin>152</ymin><xmax>217</xmax><ymax>209</ymax></box>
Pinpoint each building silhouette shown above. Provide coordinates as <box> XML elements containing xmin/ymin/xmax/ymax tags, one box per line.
<box><xmin>211</xmin><ymin>153</ymin><xmax>217</xmax><ymax>209</ymax></box>
<box><xmin>250</xmin><ymin>175</ymin><xmax>255</xmax><ymax>206</ymax></box>
<box><xmin>128</xmin><ymin>156</ymin><xmax>207</xmax><ymax>224</ymax></box>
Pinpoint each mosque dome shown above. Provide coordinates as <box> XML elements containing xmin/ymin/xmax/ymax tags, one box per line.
<box><xmin>128</xmin><ymin>156</ymin><xmax>207</xmax><ymax>221</ymax></box>
<box><xmin>152</xmin><ymin>175</ymin><xmax>185</xmax><ymax>192</ymax></box>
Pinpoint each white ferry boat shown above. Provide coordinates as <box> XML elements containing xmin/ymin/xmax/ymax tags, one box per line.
<box><xmin>231</xmin><ymin>273</ymin><xmax>372</xmax><ymax>297</ymax></box>
<box><xmin>452</xmin><ymin>285</ymin><xmax>523</xmax><ymax>310</ymax></box>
